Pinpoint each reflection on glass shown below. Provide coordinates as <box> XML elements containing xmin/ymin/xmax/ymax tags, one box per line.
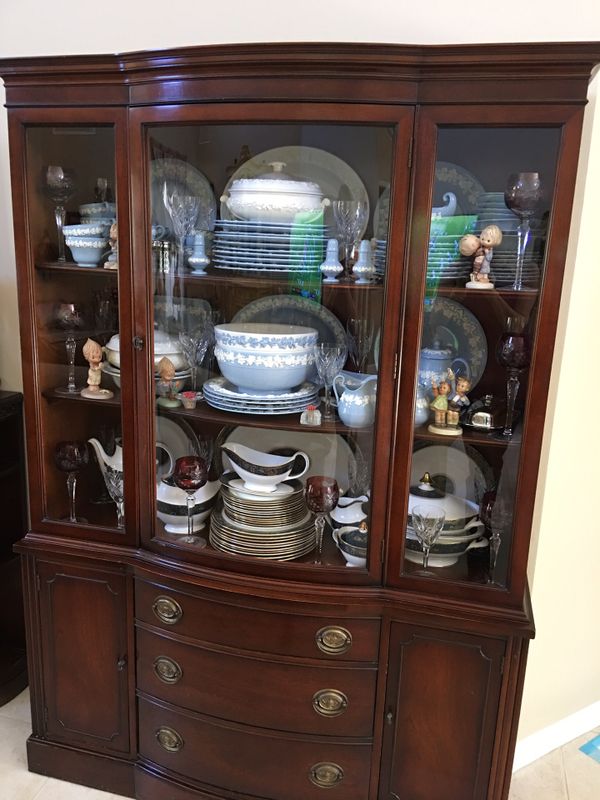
<box><xmin>496</xmin><ymin>315</ymin><xmax>531</xmax><ymax>438</ymax></box>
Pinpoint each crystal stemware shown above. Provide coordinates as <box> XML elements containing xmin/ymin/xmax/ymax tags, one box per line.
<box><xmin>54</xmin><ymin>302</ymin><xmax>86</xmax><ymax>395</ymax></box>
<box><xmin>172</xmin><ymin>455</ymin><xmax>208</xmax><ymax>546</ymax></box>
<box><xmin>346</xmin><ymin>317</ymin><xmax>375</xmax><ymax>374</ymax></box>
<box><xmin>313</xmin><ymin>344</ymin><xmax>347</xmax><ymax>420</ymax></box>
<box><xmin>179</xmin><ymin>321</ymin><xmax>212</xmax><ymax>394</ymax></box>
<box><xmin>411</xmin><ymin>503</ymin><xmax>446</xmax><ymax>572</ymax></box>
<box><xmin>496</xmin><ymin>315</ymin><xmax>531</xmax><ymax>438</ymax></box>
<box><xmin>504</xmin><ymin>172</ymin><xmax>542</xmax><ymax>291</ymax></box>
<box><xmin>54</xmin><ymin>441</ymin><xmax>89</xmax><ymax>524</ymax></box>
<box><xmin>104</xmin><ymin>466</ymin><xmax>125</xmax><ymax>529</ymax></box>
<box><xmin>332</xmin><ymin>200</ymin><xmax>368</xmax><ymax>280</ymax></box>
<box><xmin>305</xmin><ymin>475</ymin><xmax>340</xmax><ymax>564</ymax></box>
<box><xmin>43</xmin><ymin>165</ymin><xmax>75</xmax><ymax>263</ymax></box>
<box><xmin>163</xmin><ymin>184</ymin><xmax>200</xmax><ymax>270</ymax></box>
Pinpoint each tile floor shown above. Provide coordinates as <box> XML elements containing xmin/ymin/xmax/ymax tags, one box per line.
<box><xmin>0</xmin><ymin>688</ymin><xmax>598</xmax><ymax>798</ymax></box>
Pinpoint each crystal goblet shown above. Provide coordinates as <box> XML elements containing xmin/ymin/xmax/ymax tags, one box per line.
<box><xmin>172</xmin><ymin>456</ymin><xmax>208</xmax><ymax>546</ymax></box>
<box><xmin>43</xmin><ymin>165</ymin><xmax>75</xmax><ymax>263</ymax></box>
<box><xmin>504</xmin><ymin>172</ymin><xmax>542</xmax><ymax>291</ymax></box>
<box><xmin>54</xmin><ymin>302</ymin><xmax>86</xmax><ymax>395</ymax></box>
<box><xmin>313</xmin><ymin>344</ymin><xmax>346</xmax><ymax>420</ymax></box>
<box><xmin>332</xmin><ymin>200</ymin><xmax>368</xmax><ymax>280</ymax></box>
<box><xmin>179</xmin><ymin>321</ymin><xmax>212</xmax><ymax>394</ymax></box>
<box><xmin>411</xmin><ymin>503</ymin><xmax>446</xmax><ymax>572</ymax></box>
<box><xmin>346</xmin><ymin>317</ymin><xmax>375</xmax><ymax>374</ymax></box>
<box><xmin>305</xmin><ymin>475</ymin><xmax>340</xmax><ymax>564</ymax></box>
<box><xmin>54</xmin><ymin>441</ymin><xmax>89</xmax><ymax>524</ymax></box>
<box><xmin>163</xmin><ymin>184</ymin><xmax>200</xmax><ymax>271</ymax></box>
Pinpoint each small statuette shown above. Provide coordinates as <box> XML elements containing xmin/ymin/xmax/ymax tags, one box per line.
<box><xmin>187</xmin><ymin>232</ymin><xmax>210</xmax><ymax>275</ymax></box>
<box><xmin>300</xmin><ymin>404</ymin><xmax>322</xmax><ymax>426</ymax></box>
<box><xmin>156</xmin><ymin>356</ymin><xmax>182</xmax><ymax>407</ymax></box>
<box><xmin>459</xmin><ymin>224</ymin><xmax>503</xmax><ymax>290</ymax></box>
<box><xmin>352</xmin><ymin>240</ymin><xmax>375</xmax><ymax>284</ymax></box>
<box><xmin>427</xmin><ymin>368</ymin><xmax>471</xmax><ymax>437</ymax></box>
<box><xmin>81</xmin><ymin>338</ymin><xmax>113</xmax><ymax>400</ymax></box>
<box><xmin>319</xmin><ymin>239</ymin><xmax>344</xmax><ymax>283</ymax></box>
<box><xmin>104</xmin><ymin>222</ymin><xmax>119</xmax><ymax>270</ymax></box>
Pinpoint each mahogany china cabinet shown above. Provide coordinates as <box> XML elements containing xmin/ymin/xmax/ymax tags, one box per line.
<box><xmin>1</xmin><ymin>42</ymin><xmax>599</xmax><ymax>800</ymax></box>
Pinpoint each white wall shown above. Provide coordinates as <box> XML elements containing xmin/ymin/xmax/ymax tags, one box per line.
<box><xmin>1</xmin><ymin>0</ymin><xmax>599</xmax><ymax>746</ymax></box>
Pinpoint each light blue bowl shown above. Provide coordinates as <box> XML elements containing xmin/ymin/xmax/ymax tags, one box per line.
<box><xmin>64</xmin><ymin>222</ymin><xmax>112</xmax><ymax>238</ymax></box>
<box><xmin>65</xmin><ymin>237</ymin><xmax>109</xmax><ymax>267</ymax></box>
<box><xmin>215</xmin><ymin>346</ymin><xmax>312</xmax><ymax>394</ymax></box>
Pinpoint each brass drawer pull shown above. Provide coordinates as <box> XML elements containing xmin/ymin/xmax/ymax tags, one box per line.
<box><xmin>155</xmin><ymin>726</ymin><xmax>183</xmax><ymax>753</ymax></box>
<box><xmin>309</xmin><ymin>762</ymin><xmax>344</xmax><ymax>788</ymax></box>
<box><xmin>152</xmin><ymin>595</ymin><xmax>183</xmax><ymax>625</ymax></box>
<box><xmin>312</xmin><ymin>689</ymin><xmax>348</xmax><ymax>717</ymax></box>
<box><xmin>315</xmin><ymin>626</ymin><xmax>352</xmax><ymax>655</ymax></box>
<box><xmin>153</xmin><ymin>656</ymin><xmax>183</xmax><ymax>684</ymax></box>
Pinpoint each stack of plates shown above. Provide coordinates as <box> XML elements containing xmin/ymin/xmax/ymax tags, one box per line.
<box><xmin>476</xmin><ymin>192</ymin><xmax>520</xmax><ymax>232</ymax></box>
<box><xmin>210</xmin><ymin>474</ymin><xmax>315</xmax><ymax>560</ymax></box>
<box><xmin>203</xmin><ymin>376</ymin><xmax>319</xmax><ymax>415</ymax></box>
<box><xmin>212</xmin><ymin>219</ymin><xmax>327</xmax><ymax>273</ymax></box>
<box><xmin>488</xmin><ymin>233</ymin><xmax>540</xmax><ymax>286</ymax></box>
<box><xmin>373</xmin><ymin>239</ymin><xmax>387</xmax><ymax>277</ymax></box>
<box><xmin>427</xmin><ymin>232</ymin><xmax>472</xmax><ymax>284</ymax></box>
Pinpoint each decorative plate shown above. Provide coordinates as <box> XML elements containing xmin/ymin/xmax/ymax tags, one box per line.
<box><xmin>411</xmin><ymin>442</ymin><xmax>495</xmax><ymax>505</ymax></box>
<box><xmin>435</xmin><ymin>161</ymin><xmax>485</xmax><ymax>215</ymax></box>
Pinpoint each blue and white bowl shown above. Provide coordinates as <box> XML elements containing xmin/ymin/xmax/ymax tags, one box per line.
<box><xmin>64</xmin><ymin>222</ymin><xmax>112</xmax><ymax>238</ymax></box>
<box><xmin>215</xmin><ymin>344</ymin><xmax>314</xmax><ymax>394</ymax></box>
<box><xmin>65</xmin><ymin>236</ymin><xmax>109</xmax><ymax>267</ymax></box>
<box><xmin>79</xmin><ymin>202</ymin><xmax>116</xmax><ymax>218</ymax></box>
<box><xmin>215</xmin><ymin>323</ymin><xmax>318</xmax><ymax>352</ymax></box>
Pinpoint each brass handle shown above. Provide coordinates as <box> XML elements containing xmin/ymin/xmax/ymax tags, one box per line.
<box><xmin>153</xmin><ymin>656</ymin><xmax>183</xmax><ymax>684</ymax></box>
<box><xmin>315</xmin><ymin>626</ymin><xmax>352</xmax><ymax>655</ymax></box>
<box><xmin>155</xmin><ymin>726</ymin><xmax>183</xmax><ymax>753</ymax></box>
<box><xmin>309</xmin><ymin>762</ymin><xmax>344</xmax><ymax>788</ymax></box>
<box><xmin>312</xmin><ymin>689</ymin><xmax>348</xmax><ymax>717</ymax></box>
<box><xmin>152</xmin><ymin>595</ymin><xmax>183</xmax><ymax>626</ymax></box>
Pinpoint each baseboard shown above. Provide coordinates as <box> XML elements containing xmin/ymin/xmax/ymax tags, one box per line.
<box><xmin>513</xmin><ymin>701</ymin><xmax>600</xmax><ymax>771</ymax></box>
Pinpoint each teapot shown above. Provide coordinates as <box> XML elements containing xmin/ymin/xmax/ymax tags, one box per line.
<box><xmin>418</xmin><ymin>339</ymin><xmax>470</xmax><ymax>391</ymax></box>
<box><xmin>88</xmin><ymin>437</ymin><xmax>123</xmax><ymax>477</ymax></box>
<box><xmin>333</xmin><ymin>373</ymin><xmax>377</xmax><ymax>428</ymax></box>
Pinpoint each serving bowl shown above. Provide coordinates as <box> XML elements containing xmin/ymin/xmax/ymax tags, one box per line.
<box><xmin>333</xmin><ymin>526</ymin><xmax>368</xmax><ymax>568</ymax></box>
<box><xmin>64</xmin><ymin>222</ymin><xmax>112</xmax><ymax>238</ymax></box>
<box><xmin>79</xmin><ymin>201</ymin><xmax>117</xmax><ymax>218</ymax></box>
<box><xmin>221</xmin><ymin>442</ymin><xmax>309</xmax><ymax>493</ymax></box>
<box><xmin>104</xmin><ymin>331</ymin><xmax>186</xmax><ymax>372</ymax></box>
<box><xmin>156</xmin><ymin>476</ymin><xmax>220</xmax><ymax>534</ymax></box>
<box><xmin>215</xmin><ymin>323</ymin><xmax>318</xmax><ymax>352</ymax></box>
<box><xmin>221</xmin><ymin>162</ymin><xmax>330</xmax><ymax>223</ymax></box>
<box><xmin>405</xmin><ymin>528</ymin><xmax>488</xmax><ymax>567</ymax></box>
<box><xmin>407</xmin><ymin>472</ymin><xmax>479</xmax><ymax>531</ymax></box>
<box><xmin>215</xmin><ymin>345</ymin><xmax>314</xmax><ymax>394</ymax></box>
<box><xmin>101</xmin><ymin>362</ymin><xmax>190</xmax><ymax>391</ymax></box>
<box><xmin>65</xmin><ymin>237</ymin><xmax>109</xmax><ymax>267</ymax></box>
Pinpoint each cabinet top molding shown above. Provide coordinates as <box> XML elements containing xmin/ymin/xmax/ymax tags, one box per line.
<box><xmin>1</xmin><ymin>41</ymin><xmax>599</xmax><ymax>107</ymax></box>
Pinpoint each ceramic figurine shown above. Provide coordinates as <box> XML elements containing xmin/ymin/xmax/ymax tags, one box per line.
<box><xmin>319</xmin><ymin>238</ymin><xmax>344</xmax><ymax>283</ymax></box>
<box><xmin>104</xmin><ymin>222</ymin><xmax>118</xmax><ymax>270</ymax></box>
<box><xmin>352</xmin><ymin>240</ymin><xmax>375</xmax><ymax>284</ymax></box>
<box><xmin>81</xmin><ymin>338</ymin><xmax>113</xmax><ymax>400</ymax></box>
<box><xmin>447</xmin><ymin>370</ymin><xmax>471</xmax><ymax>433</ymax></box>
<box><xmin>156</xmin><ymin>356</ymin><xmax>182</xmax><ymax>407</ymax></box>
<box><xmin>428</xmin><ymin>369</ymin><xmax>469</xmax><ymax>436</ymax></box>
<box><xmin>428</xmin><ymin>373</ymin><xmax>451</xmax><ymax>432</ymax></box>
<box><xmin>459</xmin><ymin>224</ymin><xmax>503</xmax><ymax>289</ymax></box>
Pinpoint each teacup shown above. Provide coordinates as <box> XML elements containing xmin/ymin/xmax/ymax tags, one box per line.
<box><xmin>221</xmin><ymin>442</ymin><xmax>309</xmax><ymax>494</ymax></box>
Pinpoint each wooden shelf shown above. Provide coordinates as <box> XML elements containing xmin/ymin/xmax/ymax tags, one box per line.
<box><xmin>156</xmin><ymin>268</ymin><xmax>385</xmax><ymax>293</ymax></box>
<box><xmin>36</xmin><ymin>261</ymin><xmax>117</xmax><ymax>277</ymax></box>
<box><xmin>432</xmin><ymin>285</ymin><xmax>539</xmax><ymax>300</ymax></box>
<box><xmin>413</xmin><ymin>423</ymin><xmax>521</xmax><ymax>447</ymax></box>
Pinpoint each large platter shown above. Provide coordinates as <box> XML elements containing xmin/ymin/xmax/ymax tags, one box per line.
<box><xmin>221</xmin><ymin>146</ymin><xmax>369</xmax><ymax>236</ymax></box>
<box><xmin>150</xmin><ymin>158</ymin><xmax>216</xmax><ymax>231</ymax></box>
<box><xmin>421</xmin><ymin>296</ymin><xmax>487</xmax><ymax>389</ymax></box>
<box><xmin>434</xmin><ymin>161</ymin><xmax>485</xmax><ymax>215</ymax></box>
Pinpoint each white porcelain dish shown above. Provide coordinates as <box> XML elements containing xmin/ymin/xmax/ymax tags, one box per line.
<box><xmin>104</xmin><ymin>331</ymin><xmax>186</xmax><ymax>372</ymax></box>
<box><xmin>215</xmin><ymin>323</ymin><xmax>318</xmax><ymax>351</ymax></box>
<box><xmin>156</xmin><ymin>477</ymin><xmax>220</xmax><ymax>533</ymax></box>
<box><xmin>411</xmin><ymin>443</ymin><xmax>494</xmax><ymax>505</ymax></box>
<box><xmin>214</xmin><ymin>345</ymin><xmax>314</xmax><ymax>394</ymax></box>
<box><xmin>221</xmin><ymin>442</ymin><xmax>309</xmax><ymax>493</ymax></box>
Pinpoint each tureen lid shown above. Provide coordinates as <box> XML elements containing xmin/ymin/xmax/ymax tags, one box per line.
<box><xmin>231</xmin><ymin>162</ymin><xmax>323</xmax><ymax>196</ymax></box>
<box><xmin>408</xmin><ymin>472</ymin><xmax>478</xmax><ymax>520</ymax></box>
<box><xmin>106</xmin><ymin>330</ymin><xmax>182</xmax><ymax>354</ymax></box>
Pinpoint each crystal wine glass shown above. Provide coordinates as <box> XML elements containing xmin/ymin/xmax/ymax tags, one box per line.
<box><xmin>163</xmin><ymin>184</ymin><xmax>200</xmax><ymax>270</ymax></box>
<box><xmin>54</xmin><ymin>441</ymin><xmax>89</xmax><ymax>524</ymax></box>
<box><xmin>496</xmin><ymin>315</ymin><xmax>531</xmax><ymax>438</ymax></box>
<box><xmin>43</xmin><ymin>165</ymin><xmax>75</xmax><ymax>263</ymax></box>
<box><xmin>313</xmin><ymin>344</ymin><xmax>347</xmax><ymax>420</ymax></box>
<box><xmin>179</xmin><ymin>321</ymin><xmax>212</xmax><ymax>394</ymax></box>
<box><xmin>480</xmin><ymin>493</ymin><xmax>513</xmax><ymax>585</ymax></box>
<box><xmin>332</xmin><ymin>200</ymin><xmax>368</xmax><ymax>280</ymax></box>
<box><xmin>172</xmin><ymin>455</ymin><xmax>208</xmax><ymax>546</ymax></box>
<box><xmin>411</xmin><ymin>503</ymin><xmax>446</xmax><ymax>572</ymax></box>
<box><xmin>504</xmin><ymin>172</ymin><xmax>542</xmax><ymax>291</ymax></box>
<box><xmin>305</xmin><ymin>475</ymin><xmax>339</xmax><ymax>564</ymax></box>
<box><xmin>104</xmin><ymin>466</ymin><xmax>125</xmax><ymax>529</ymax></box>
<box><xmin>346</xmin><ymin>317</ymin><xmax>375</xmax><ymax>374</ymax></box>
<box><xmin>54</xmin><ymin>302</ymin><xmax>86</xmax><ymax>395</ymax></box>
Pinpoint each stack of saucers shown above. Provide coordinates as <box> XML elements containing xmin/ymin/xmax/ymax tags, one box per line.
<box><xmin>212</xmin><ymin>219</ymin><xmax>327</xmax><ymax>273</ymax></box>
<box><xmin>210</xmin><ymin>473</ymin><xmax>315</xmax><ymax>560</ymax></box>
<box><xmin>203</xmin><ymin>377</ymin><xmax>318</xmax><ymax>415</ymax></box>
<box><xmin>476</xmin><ymin>192</ymin><xmax>519</xmax><ymax>232</ymax></box>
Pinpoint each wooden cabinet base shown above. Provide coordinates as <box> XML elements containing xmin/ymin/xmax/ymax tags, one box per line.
<box><xmin>26</xmin><ymin>736</ymin><xmax>135</xmax><ymax>797</ymax></box>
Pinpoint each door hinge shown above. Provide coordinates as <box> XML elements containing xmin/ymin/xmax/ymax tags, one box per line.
<box><xmin>36</xmin><ymin>573</ymin><xmax>41</xmax><ymax>592</ymax></box>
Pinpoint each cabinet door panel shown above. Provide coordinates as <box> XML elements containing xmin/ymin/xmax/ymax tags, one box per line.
<box><xmin>37</xmin><ymin>561</ymin><xmax>131</xmax><ymax>754</ymax></box>
<box><xmin>380</xmin><ymin>623</ymin><xmax>505</xmax><ymax>800</ymax></box>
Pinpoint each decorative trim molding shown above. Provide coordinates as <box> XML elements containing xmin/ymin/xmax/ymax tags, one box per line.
<box><xmin>513</xmin><ymin>701</ymin><xmax>600</xmax><ymax>771</ymax></box>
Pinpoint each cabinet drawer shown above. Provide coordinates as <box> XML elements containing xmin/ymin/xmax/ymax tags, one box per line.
<box><xmin>137</xmin><ymin>627</ymin><xmax>376</xmax><ymax>736</ymax></box>
<box><xmin>138</xmin><ymin>696</ymin><xmax>372</xmax><ymax>800</ymax></box>
<box><xmin>136</xmin><ymin>579</ymin><xmax>380</xmax><ymax>662</ymax></box>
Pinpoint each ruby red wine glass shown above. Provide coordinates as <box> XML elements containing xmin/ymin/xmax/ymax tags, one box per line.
<box><xmin>54</xmin><ymin>440</ymin><xmax>89</xmax><ymax>523</ymax></box>
<box><xmin>172</xmin><ymin>455</ymin><xmax>208</xmax><ymax>546</ymax></box>
<box><xmin>496</xmin><ymin>315</ymin><xmax>531</xmax><ymax>437</ymax></box>
<box><xmin>305</xmin><ymin>475</ymin><xmax>340</xmax><ymax>564</ymax></box>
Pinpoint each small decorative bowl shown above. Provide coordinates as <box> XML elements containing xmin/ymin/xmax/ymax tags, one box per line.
<box><xmin>178</xmin><ymin>391</ymin><xmax>202</xmax><ymax>409</ymax></box>
<box><xmin>65</xmin><ymin>237</ymin><xmax>109</xmax><ymax>267</ymax></box>
<box><xmin>64</xmin><ymin>222</ymin><xmax>112</xmax><ymax>238</ymax></box>
<box><xmin>79</xmin><ymin>201</ymin><xmax>117</xmax><ymax>218</ymax></box>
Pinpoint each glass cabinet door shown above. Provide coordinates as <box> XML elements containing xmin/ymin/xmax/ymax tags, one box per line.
<box><xmin>138</xmin><ymin>110</ymin><xmax>412</xmax><ymax>578</ymax></box>
<box><xmin>397</xmin><ymin>108</ymin><xmax>568</xmax><ymax>593</ymax></box>
<box><xmin>18</xmin><ymin>113</ymin><xmax>133</xmax><ymax>539</ymax></box>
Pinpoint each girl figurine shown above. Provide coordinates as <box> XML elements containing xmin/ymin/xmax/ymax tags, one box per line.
<box><xmin>156</xmin><ymin>356</ymin><xmax>182</xmax><ymax>407</ymax></box>
<box><xmin>459</xmin><ymin>224</ymin><xmax>503</xmax><ymax>290</ymax></box>
<box><xmin>428</xmin><ymin>375</ymin><xmax>451</xmax><ymax>433</ymax></box>
<box><xmin>81</xmin><ymin>338</ymin><xmax>113</xmax><ymax>400</ymax></box>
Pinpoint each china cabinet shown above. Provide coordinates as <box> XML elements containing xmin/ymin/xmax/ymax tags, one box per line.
<box><xmin>1</xmin><ymin>42</ymin><xmax>599</xmax><ymax>800</ymax></box>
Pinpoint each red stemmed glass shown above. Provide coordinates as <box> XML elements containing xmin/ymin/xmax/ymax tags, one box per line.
<box><xmin>305</xmin><ymin>476</ymin><xmax>339</xmax><ymax>564</ymax></box>
<box><xmin>496</xmin><ymin>315</ymin><xmax>531</xmax><ymax>438</ymax></box>
<box><xmin>172</xmin><ymin>456</ymin><xmax>208</xmax><ymax>546</ymax></box>
<box><xmin>54</xmin><ymin>441</ymin><xmax>89</xmax><ymax>523</ymax></box>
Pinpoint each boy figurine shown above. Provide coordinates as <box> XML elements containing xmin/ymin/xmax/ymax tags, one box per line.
<box><xmin>446</xmin><ymin>370</ymin><xmax>471</xmax><ymax>433</ymax></box>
